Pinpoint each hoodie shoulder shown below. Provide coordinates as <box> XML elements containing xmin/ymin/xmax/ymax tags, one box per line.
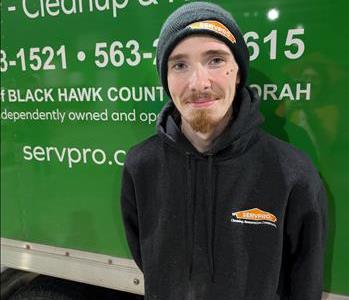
<box><xmin>256</xmin><ymin>129</ymin><xmax>321</xmax><ymax>185</ymax></box>
<box><xmin>124</xmin><ymin>134</ymin><xmax>162</xmax><ymax>171</ymax></box>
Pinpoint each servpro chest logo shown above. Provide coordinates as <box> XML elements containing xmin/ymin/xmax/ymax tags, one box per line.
<box><xmin>231</xmin><ymin>208</ymin><xmax>277</xmax><ymax>228</ymax></box>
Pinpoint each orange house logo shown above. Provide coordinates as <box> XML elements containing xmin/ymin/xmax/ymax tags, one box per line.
<box><xmin>231</xmin><ymin>208</ymin><xmax>277</xmax><ymax>228</ymax></box>
<box><xmin>187</xmin><ymin>20</ymin><xmax>236</xmax><ymax>44</ymax></box>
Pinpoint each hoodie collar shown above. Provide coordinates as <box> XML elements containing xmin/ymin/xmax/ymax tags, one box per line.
<box><xmin>156</xmin><ymin>86</ymin><xmax>263</xmax><ymax>157</ymax></box>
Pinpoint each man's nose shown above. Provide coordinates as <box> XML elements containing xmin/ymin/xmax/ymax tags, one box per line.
<box><xmin>188</xmin><ymin>65</ymin><xmax>211</xmax><ymax>92</ymax></box>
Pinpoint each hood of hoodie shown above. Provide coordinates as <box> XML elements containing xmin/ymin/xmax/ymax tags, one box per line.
<box><xmin>156</xmin><ymin>86</ymin><xmax>263</xmax><ymax>157</ymax></box>
<box><xmin>155</xmin><ymin>86</ymin><xmax>263</xmax><ymax>283</ymax></box>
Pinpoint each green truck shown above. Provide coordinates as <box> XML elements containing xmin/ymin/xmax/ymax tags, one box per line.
<box><xmin>1</xmin><ymin>0</ymin><xmax>348</xmax><ymax>299</ymax></box>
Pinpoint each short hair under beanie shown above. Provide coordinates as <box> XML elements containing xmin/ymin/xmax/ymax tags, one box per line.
<box><xmin>156</xmin><ymin>1</ymin><xmax>249</xmax><ymax>98</ymax></box>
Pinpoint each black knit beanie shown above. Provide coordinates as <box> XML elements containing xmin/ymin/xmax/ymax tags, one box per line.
<box><xmin>156</xmin><ymin>1</ymin><xmax>249</xmax><ymax>98</ymax></box>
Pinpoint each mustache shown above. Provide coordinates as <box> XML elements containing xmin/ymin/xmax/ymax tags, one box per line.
<box><xmin>184</xmin><ymin>91</ymin><xmax>223</xmax><ymax>102</ymax></box>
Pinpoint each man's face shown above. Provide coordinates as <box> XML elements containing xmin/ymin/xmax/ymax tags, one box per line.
<box><xmin>167</xmin><ymin>35</ymin><xmax>240</xmax><ymax>133</ymax></box>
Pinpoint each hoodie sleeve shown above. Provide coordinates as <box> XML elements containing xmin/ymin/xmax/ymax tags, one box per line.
<box><xmin>285</xmin><ymin>175</ymin><xmax>328</xmax><ymax>300</ymax></box>
<box><xmin>120</xmin><ymin>162</ymin><xmax>143</xmax><ymax>272</ymax></box>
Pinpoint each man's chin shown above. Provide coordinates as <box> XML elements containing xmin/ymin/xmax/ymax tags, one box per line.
<box><xmin>188</xmin><ymin>111</ymin><xmax>217</xmax><ymax>134</ymax></box>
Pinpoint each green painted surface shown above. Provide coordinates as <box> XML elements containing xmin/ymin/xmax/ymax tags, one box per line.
<box><xmin>1</xmin><ymin>0</ymin><xmax>348</xmax><ymax>295</ymax></box>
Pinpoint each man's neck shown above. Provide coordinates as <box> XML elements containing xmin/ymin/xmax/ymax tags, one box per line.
<box><xmin>180</xmin><ymin>108</ymin><xmax>233</xmax><ymax>153</ymax></box>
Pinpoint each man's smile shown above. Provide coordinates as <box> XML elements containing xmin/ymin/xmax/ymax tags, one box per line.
<box><xmin>188</xmin><ymin>98</ymin><xmax>218</xmax><ymax>108</ymax></box>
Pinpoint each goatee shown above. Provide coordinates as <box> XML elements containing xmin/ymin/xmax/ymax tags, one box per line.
<box><xmin>189</xmin><ymin>110</ymin><xmax>217</xmax><ymax>133</ymax></box>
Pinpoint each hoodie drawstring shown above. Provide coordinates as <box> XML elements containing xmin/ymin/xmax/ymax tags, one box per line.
<box><xmin>207</xmin><ymin>154</ymin><xmax>216</xmax><ymax>283</ymax></box>
<box><xmin>185</xmin><ymin>152</ymin><xmax>195</xmax><ymax>280</ymax></box>
<box><xmin>185</xmin><ymin>152</ymin><xmax>216</xmax><ymax>283</ymax></box>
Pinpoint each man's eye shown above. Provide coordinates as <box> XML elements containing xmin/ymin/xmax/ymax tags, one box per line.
<box><xmin>172</xmin><ymin>62</ymin><xmax>187</xmax><ymax>70</ymax></box>
<box><xmin>209</xmin><ymin>57</ymin><xmax>225</xmax><ymax>66</ymax></box>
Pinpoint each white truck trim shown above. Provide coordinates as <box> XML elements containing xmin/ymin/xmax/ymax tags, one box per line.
<box><xmin>0</xmin><ymin>238</ymin><xmax>144</xmax><ymax>295</ymax></box>
<box><xmin>1</xmin><ymin>238</ymin><xmax>348</xmax><ymax>299</ymax></box>
<box><xmin>323</xmin><ymin>293</ymin><xmax>349</xmax><ymax>300</ymax></box>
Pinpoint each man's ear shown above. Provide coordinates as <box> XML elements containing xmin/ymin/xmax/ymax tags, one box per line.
<box><xmin>236</xmin><ymin>70</ymin><xmax>241</xmax><ymax>85</ymax></box>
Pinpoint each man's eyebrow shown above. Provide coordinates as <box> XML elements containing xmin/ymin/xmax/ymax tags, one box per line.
<box><xmin>168</xmin><ymin>54</ymin><xmax>188</xmax><ymax>63</ymax></box>
<box><xmin>168</xmin><ymin>49</ymin><xmax>231</xmax><ymax>63</ymax></box>
<box><xmin>203</xmin><ymin>49</ymin><xmax>231</xmax><ymax>57</ymax></box>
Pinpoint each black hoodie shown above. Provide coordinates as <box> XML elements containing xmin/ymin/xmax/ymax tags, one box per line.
<box><xmin>120</xmin><ymin>87</ymin><xmax>327</xmax><ymax>300</ymax></box>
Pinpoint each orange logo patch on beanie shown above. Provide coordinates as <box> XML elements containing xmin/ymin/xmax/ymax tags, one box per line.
<box><xmin>231</xmin><ymin>208</ymin><xmax>278</xmax><ymax>228</ymax></box>
<box><xmin>187</xmin><ymin>20</ymin><xmax>236</xmax><ymax>44</ymax></box>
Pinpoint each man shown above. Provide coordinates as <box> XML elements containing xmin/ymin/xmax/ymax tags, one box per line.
<box><xmin>121</xmin><ymin>2</ymin><xmax>327</xmax><ymax>299</ymax></box>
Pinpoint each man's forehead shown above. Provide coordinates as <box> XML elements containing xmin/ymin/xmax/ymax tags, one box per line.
<box><xmin>168</xmin><ymin>35</ymin><xmax>233</xmax><ymax>61</ymax></box>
